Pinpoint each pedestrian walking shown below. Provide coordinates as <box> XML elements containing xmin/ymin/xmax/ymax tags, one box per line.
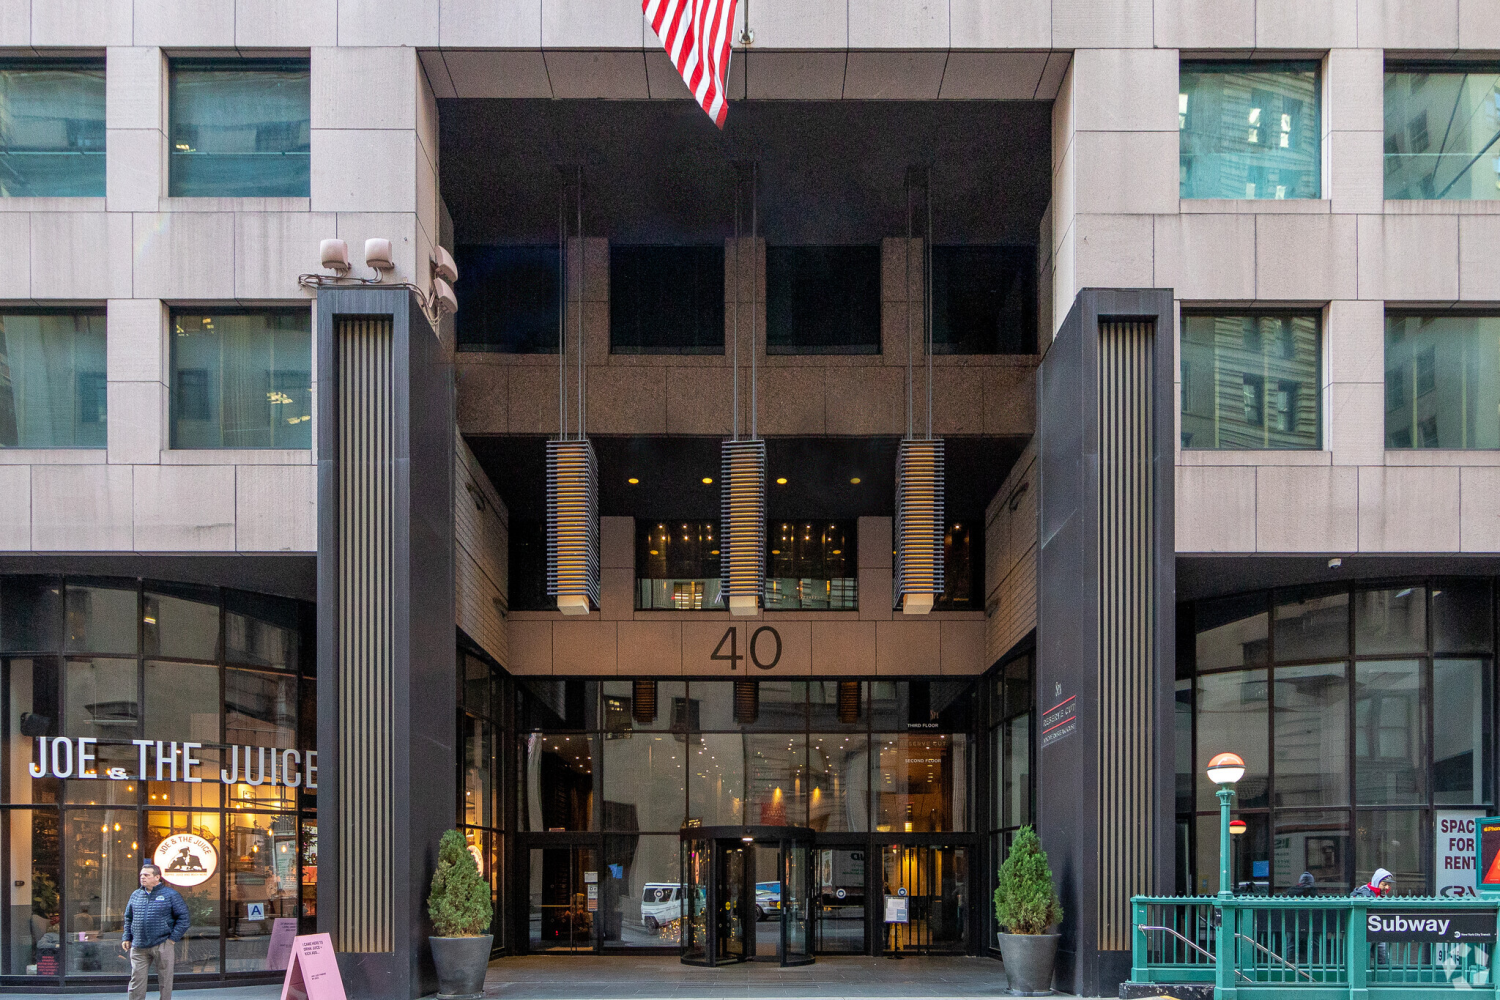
<box><xmin>1352</xmin><ymin>868</ymin><xmax>1395</xmax><ymax>966</ymax></box>
<box><xmin>120</xmin><ymin>864</ymin><xmax>190</xmax><ymax>1000</ymax></box>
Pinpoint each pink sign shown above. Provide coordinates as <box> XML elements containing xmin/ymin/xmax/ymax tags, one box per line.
<box><xmin>280</xmin><ymin>933</ymin><xmax>347</xmax><ymax>1000</ymax></box>
<box><xmin>266</xmin><ymin>918</ymin><xmax>300</xmax><ymax>971</ymax></box>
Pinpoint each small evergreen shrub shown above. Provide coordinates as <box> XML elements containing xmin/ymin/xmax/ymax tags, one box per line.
<box><xmin>428</xmin><ymin>829</ymin><xmax>493</xmax><ymax>937</ymax></box>
<box><xmin>993</xmin><ymin>825</ymin><xmax>1062</xmax><ymax>935</ymax></box>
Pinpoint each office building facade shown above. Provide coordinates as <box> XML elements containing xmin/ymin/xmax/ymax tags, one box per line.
<box><xmin>0</xmin><ymin>2</ymin><xmax>1496</xmax><ymax>996</ymax></box>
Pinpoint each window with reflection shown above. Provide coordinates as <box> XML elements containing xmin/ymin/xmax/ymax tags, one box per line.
<box><xmin>1181</xmin><ymin>313</ymin><xmax>1322</xmax><ymax>449</ymax></box>
<box><xmin>0</xmin><ymin>311</ymin><xmax>107</xmax><ymax>449</ymax></box>
<box><xmin>1180</xmin><ymin>62</ymin><xmax>1321</xmax><ymax>199</ymax></box>
<box><xmin>766</xmin><ymin>246</ymin><xmax>881</xmax><ymax>354</ymax></box>
<box><xmin>170</xmin><ymin>310</ymin><xmax>313</xmax><ymax>450</ymax></box>
<box><xmin>636</xmin><ymin>521</ymin><xmax>721</xmax><ymax>611</ymax></box>
<box><xmin>168</xmin><ymin>60</ymin><xmax>309</xmax><ymax>198</ymax></box>
<box><xmin>935</xmin><ymin>522</ymin><xmax>980</xmax><ymax>610</ymax></box>
<box><xmin>1183</xmin><ymin>579</ymin><xmax>1498</xmax><ymax>894</ymax></box>
<box><xmin>0</xmin><ymin>576</ymin><xmax>313</xmax><ymax>980</ymax></box>
<box><xmin>1385</xmin><ymin>67</ymin><xmax>1500</xmax><ymax>200</ymax></box>
<box><xmin>524</xmin><ymin>734</ymin><xmax>594</xmax><ymax>831</ymax></box>
<box><xmin>1385</xmin><ymin>314</ymin><xmax>1500</xmax><ymax>449</ymax></box>
<box><xmin>872</xmin><ymin>734</ymin><xmax>966</xmax><ymax>833</ymax></box>
<box><xmin>766</xmin><ymin>522</ymin><xmax>856</xmax><ymax>611</ymax></box>
<box><xmin>0</xmin><ymin>62</ymin><xmax>105</xmax><ymax>197</ymax></box>
<box><xmin>456</xmin><ymin>245</ymin><xmax>561</xmax><ymax>354</ymax></box>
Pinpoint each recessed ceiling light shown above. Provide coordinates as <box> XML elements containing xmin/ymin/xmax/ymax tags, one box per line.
<box><xmin>850</xmin><ymin>477</ymin><xmax>861</xmax><ymax>484</ymax></box>
<box><xmin>776</xmin><ymin>477</ymin><xmax>787</xmax><ymax>485</ymax></box>
<box><xmin>628</xmin><ymin>477</ymin><xmax>639</xmax><ymax>484</ymax></box>
<box><xmin>702</xmin><ymin>477</ymin><xmax>713</xmax><ymax>484</ymax></box>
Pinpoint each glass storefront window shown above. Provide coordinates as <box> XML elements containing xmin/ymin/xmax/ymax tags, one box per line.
<box><xmin>745</xmin><ymin>734</ymin><xmax>806</xmax><ymax>826</ymax></box>
<box><xmin>1385</xmin><ymin>314</ymin><xmax>1500</xmax><ymax>449</ymax></box>
<box><xmin>1196</xmin><ymin>594</ymin><xmax>1269</xmax><ymax>670</ymax></box>
<box><xmin>601</xmin><ymin>835</ymin><xmax>681</xmax><ymax>949</ymax></box>
<box><xmin>1180</xmin><ymin>313</ymin><xmax>1322</xmax><ymax>450</ymax></box>
<box><xmin>167</xmin><ymin>61</ymin><xmax>310</xmax><ymax>198</ymax></box>
<box><xmin>6</xmin><ymin>657</ymin><xmax>59</xmax><ymax>804</ymax></box>
<box><xmin>225</xmin><ymin>811</ymin><xmax>297</xmax><ymax>971</ymax></box>
<box><xmin>144</xmin><ymin>589</ymin><xmax>221</xmax><ymax>661</ymax></box>
<box><xmin>1354</xmin><ymin>660</ymin><xmax>1427</xmax><ymax>806</ymax></box>
<box><xmin>145</xmin><ymin>811</ymin><xmax>221</xmax><ymax>973</ymax></box>
<box><xmin>873</xmin><ymin>734</ymin><xmax>965</xmax><ymax>834</ymax></box>
<box><xmin>464</xmin><ymin>716</ymin><xmax>493</xmax><ymax>828</ymax></box>
<box><xmin>144</xmin><ymin>661</ymin><xmax>220</xmax><ymax>743</ymax></box>
<box><xmin>1196</xmin><ymin>669</ymin><xmax>1268</xmax><ymax>811</ymax></box>
<box><xmin>63</xmin><ymin>584</ymin><xmax>136</xmax><ymax>656</ymax></box>
<box><xmin>226</xmin><ymin>668</ymin><xmax>296</xmax><ymax>747</ymax></box>
<box><xmin>1274</xmin><ymin>588</ymin><xmax>1349</xmax><ymax>662</ymax></box>
<box><xmin>524</xmin><ymin>733</ymin><xmax>594</xmax><ymax>831</ymax></box>
<box><xmin>687</xmin><ymin>733</ymin><xmax>743</xmax><ymax>827</ymax></box>
<box><xmin>1384</xmin><ymin>68</ymin><xmax>1500</xmax><ymax>200</ymax></box>
<box><xmin>808</xmin><ymin>735</ymin><xmax>868</xmax><ymax>832</ymax></box>
<box><xmin>2</xmin><ymin>809</ymin><xmax>60</xmax><ymax>975</ymax></box>
<box><xmin>0</xmin><ymin>312</ymin><xmax>107</xmax><ymax>449</ymax></box>
<box><xmin>1195</xmin><ymin>811</ymin><xmax>1271</xmax><ymax>895</ymax></box>
<box><xmin>1354</xmin><ymin>809</ymin><xmax>1424</xmax><ymax>891</ymax></box>
<box><xmin>1433</xmin><ymin>581</ymin><xmax>1494</xmax><ymax>653</ymax></box>
<box><xmin>1</xmin><ymin>578</ymin><xmax>63</xmax><ymax>654</ymax></box>
<box><xmin>1434</xmin><ymin>658</ymin><xmax>1492</xmax><ymax>805</ymax></box>
<box><xmin>1355</xmin><ymin>586</ymin><xmax>1427</xmax><ymax>655</ymax></box>
<box><xmin>1002</xmin><ymin>715</ymin><xmax>1031</xmax><ymax>828</ymax></box>
<box><xmin>63</xmin><ymin>659</ymin><xmax>137</xmax><ymax>740</ymax></box>
<box><xmin>1274</xmin><ymin>809</ymin><xmax>1351</xmax><ymax>894</ymax></box>
<box><xmin>63</xmin><ymin>808</ymin><xmax>137</xmax><ymax>975</ymax></box>
<box><xmin>809</xmin><ymin>681</ymin><xmax>865</xmax><ymax>731</ymax></box>
<box><xmin>169</xmin><ymin>310</ymin><xmax>313</xmax><ymax>450</ymax></box>
<box><xmin>600</xmin><ymin>731</ymin><xmax>684</xmax><ymax>832</ymax></box>
<box><xmin>1179</xmin><ymin>62</ymin><xmax>1321</xmax><ymax>199</ymax></box>
<box><xmin>1273</xmin><ymin>663</ymin><xmax>1348</xmax><ymax>809</ymax></box>
<box><xmin>0</xmin><ymin>64</ymin><xmax>105</xmax><ymax>197</ymax></box>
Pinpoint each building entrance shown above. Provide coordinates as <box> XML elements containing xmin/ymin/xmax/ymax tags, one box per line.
<box><xmin>880</xmin><ymin>845</ymin><xmax>969</xmax><ymax>954</ymax></box>
<box><xmin>680</xmin><ymin>827</ymin><xmax>814</xmax><ymax>967</ymax></box>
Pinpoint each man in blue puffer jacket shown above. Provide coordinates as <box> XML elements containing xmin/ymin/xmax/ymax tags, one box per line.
<box><xmin>120</xmin><ymin>864</ymin><xmax>190</xmax><ymax>1000</ymax></box>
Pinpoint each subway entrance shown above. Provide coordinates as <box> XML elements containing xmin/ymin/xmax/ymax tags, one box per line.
<box><xmin>680</xmin><ymin>827</ymin><xmax>814</xmax><ymax>967</ymax></box>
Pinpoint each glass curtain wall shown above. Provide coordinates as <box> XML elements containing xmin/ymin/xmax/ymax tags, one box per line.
<box><xmin>0</xmin><ymin>311</ymin><xmax>107</xmax><ymax>449</ymax></box>
<box><xmin>517</xmin><ymin>678</ymin><xmax>975</xmax><ymax>953</ymax></box>
<box><xmin>0</xmin><ymin>577</ymin><xmax>315</xmax><ymax>984</ymax></box>
<box><xmin>0</xmin><ymin>62</ymin><xmax>105</xmax><ymax>197</ymax></box>
<box><xmin>988</xmin><ymin>652</ymin><xmax>1033</xmax><ymax>944</ymax></box>
<box><xmin>1385</xmin><ymin>313</ymin><xmax>1500</xmax><ymax>449</ymax></box>
<box><xmin>1179</xmin><ymin>580</ymin><xmax>1495</xmax><ymax>896</ymax></box>
<box><xmin>1180</xmin><ymin>62</ymin><xmax>1321</xmax><ymax>200</ymax></box>
<box><xmin>1385</xmin><ymin>66</ymin><xmax>1500</xmax><ymax>200</ymax></box>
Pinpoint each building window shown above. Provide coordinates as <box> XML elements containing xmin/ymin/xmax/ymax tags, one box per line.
<box><xmin>168</xmin><ymin>60</ymin><xmax>310</xmax><ymax>198</ymax></box>
<box><xmin>0</xmin><ymin>311</ymin><xmax>106</xmax><ymax>448</ymax></box>
<box><xmin>0</xmin><ymin>576</ymin><xmax>315</xmax><ymax>980</ymax></box>
<box><xmin>766</xmin><ymin>521</ymin><xmax>857</xmax><ymax>611</ymax></box>
<box><xmin>1385</xmin><ymin>66</ymin><xmax>1500</xmax><ymax>200</ymax></box>
<box><xmin>766</xmin><ymin>246</ymin><xmax>881</xmax><ymax>354</ymax></box>
<box><xmin>170</xmin><ymin>310</ymin><xmax>312</xmax><ymax>450</ymax></box>
<box><xmin>1180</xmin><ymin>312</ymin><xmax>1322</xmax><ymax>450</ymax></box>
<box><xmin>1180</xmin><ymin>580</ymin><xmax>1496</xmax><ymax>896</ymax></box>
<box><xmin>456</xmin><ymin>246</ymin><xmax>560</xmax><ymax>354</ymax></box>
<box><xmin>611</xmin><ymin>246</ymin><xmax>724</xmax><ymax>355</ymax></box>
<box><xmin>636</xmin><ymin>521</ymin><xmax>721</xmax><ymax>610</ymax></box>
<box><xmin>1385</xmin><ymin>313</ymin><xmax>1500</xmax><ymax>449</ymax></box>
<box><xmin>0</xmin><ymin>62</ymin><xmax>105</xmax><ymax>197</ymax></box>
<box><xmin>930</xmin><ymin>246</ymin><xmax>1037</xmax><ymax>355</ymax></box>
<box><xmin>1179</xmin><ymin>62</ymin><xmax>1321</xmax><ymax>200</ymax></box>
<box><xmin>934</xmin><ymin>522</ymin><xmax>981</xmax><ymax>611</ymax></box>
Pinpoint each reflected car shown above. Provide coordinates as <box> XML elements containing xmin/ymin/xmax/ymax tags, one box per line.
<box><xmin>754</xmin><ymin>881</ymin><xmax>781</xmax><ymax>921</ymax></box>
<box><xmin>641</xmin><ymin>882</ymin><xmax>683</xmax><ymax>932</ymax></box>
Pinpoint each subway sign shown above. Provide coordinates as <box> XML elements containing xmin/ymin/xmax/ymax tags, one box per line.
<box><xmin>27</xmin><ymin>737</ymin><xmax>316</xmax><ymax>788</ymax></box>
<box><xmin>1365</xmin><ymin>911</ymin><xmax>1497</xmax><ymax>944</ymax></box>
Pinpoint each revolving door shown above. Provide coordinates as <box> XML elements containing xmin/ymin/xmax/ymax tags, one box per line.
<box><xmin>679</xmin><ymin>826</ymin><xmax>814</xmax><ymax>967</ymax></box>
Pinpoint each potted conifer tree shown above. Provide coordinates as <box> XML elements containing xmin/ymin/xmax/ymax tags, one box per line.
<box><xmin>993</xmin><ymin>826</ymin><xmax>1063</xmax><ymax>996</ymax></box>
<box><xmin>428</xmin><ymin>829</ymin><xmax>494</xmax><ymax>999</ymax></box>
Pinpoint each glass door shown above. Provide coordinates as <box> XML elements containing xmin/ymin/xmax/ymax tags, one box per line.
<box><xmin>527</xmin><ymin>846</ymin><xmax>598</xmax><ymax>952</ymax></box>
<box><xmin>815</xmin><ymin>847</ymin><xmax>866</xmax><ymax>953</ymax></box>
<box><xmin>717</xmin><ymin>845</ymin><xmax>747</xmax><ymax>963</ymax></box>
<box><xmin>880</xmin><ymin>844</ymin><xmax>968</xmax><ymax>954</ymax></box>
<box><xmin>783</xmin><ymin>840</ymin><xmax>812</xmax><ymax>964</ymax></box>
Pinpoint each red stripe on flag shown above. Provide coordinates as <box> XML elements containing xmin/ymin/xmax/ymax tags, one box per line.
<box><xmin>644</xmin><ymin>0</ymin><xmax>738</xmax><ymax>128</ymax></box>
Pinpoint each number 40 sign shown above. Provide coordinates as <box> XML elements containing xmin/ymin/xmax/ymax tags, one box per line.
<box><xmin>710</xmin><ymin>626</ymin><xmax>782</xmax><ymax>670</ymax></box>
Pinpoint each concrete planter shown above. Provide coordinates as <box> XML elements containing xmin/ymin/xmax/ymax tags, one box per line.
<box><xmin>996</xmin><ymin>931</ymin><xmax>1058</xmax><ymax>996</ymax></box>
<box><xmin>431</xmin><ymin>934</ymin><xmax>493</xmax><ymax>999</ymax></box>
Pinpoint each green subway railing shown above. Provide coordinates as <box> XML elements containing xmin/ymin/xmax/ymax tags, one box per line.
<box><xmin>1130</xmin><ymin>895</ymin><xmax>1499</xmax><ymax>998</ymax></box>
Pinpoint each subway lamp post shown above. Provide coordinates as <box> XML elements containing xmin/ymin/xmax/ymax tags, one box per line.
<box><xmin>1206</xmin><ymin>752</ymin><xmax>1246</xmax><ymax>900</ymax></box>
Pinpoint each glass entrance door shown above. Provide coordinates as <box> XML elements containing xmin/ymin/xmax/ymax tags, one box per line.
<box><xmin>718</xmin><ymin>845</ymin><xmax>747</xmax><ymax>963</ymax></box>
<box><xmin>528</xmin><ymin>846</ymin><xmax>599</xmax><ymax>952</ymax></box>
<box><xmin>880</xmin><ymin>845</ymin><xmax>969</xmax><ymax>954</ymax></box>
<box><xmin>679</xmin><ymin>826</ymin><xmax>814</xmax><ymax>967</ymax></box>
<box><xmin>815</xmin><ymin>847</ymin><xmax>866</xmax><ymax>952</ymax></box>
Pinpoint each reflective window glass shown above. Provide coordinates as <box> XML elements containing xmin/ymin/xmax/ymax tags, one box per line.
<box><xmin>1180</xmin><ymin>62</ymin><xmax>1321</xmax><ymax>199</ymax></box>
<box><xmin>809</xmin><ymin>734</ymin><xmax>868</xmax><ymax>832</ymax></box>
<box><xmin>1354</xmin><ymin>660</ymin><xmax>1427</xmax><ymax>805</ymax></box>
<box><xmin>611</xmin><ymin>245</ymin><xmax>725</xmax><ymax>355</ymax></box>
<box><xmin>148</xmin><ymin>744</ymin><xmax>221</xmax><ymax>809</ymax></box>
<box><xmin>0</xmin><ymin>64</ymin><xmax>105</xmax><ymax>197</ymax></box>
<box><xmin>1385</xmin><ymin>69</ymin><xmax>1500</xmax><ymax>200</ymax></box>
<box><xmin>1385</xmin><ymin>314</ymin><xmax>1500</xmax><ymax>449</ymax></box>
<box><xmin>1004</xmin><ymin>714</ymin><xmax>1031</xmax><ymax>828</ymax></box>
<box><xmin>687</xmin><ymin>733</ymin><xmax>743</xmax><ymax>827</ymax></box>
<box><xmin>170</xmin><ymin>310</ymin><xmax>313</xmax><ymax>450</ymax></box>
<box><xmin>766</xmin><ymin>245</ymin><xmax>881</xmax><ymax>354</ymax></box>
<box><xmin>1274</xmin><ymin>588</ymin><xmax>1349</xmax><ymax>661</ymax></box>
<box><xmin>1273</xmin><ymin>663</ymin><xmax>1348</xmax><ymax>808</ymax></box>
<box><xmin>226</xmin><ymin>668</ymin><xmax>296</xmax><ymax>748</ymax></box>
<box><xmin>144</xmin><ymin>661</ymin><xmax>220</xmax><ymax>744</ymax></box>
<box><xmin>1434</xmin><ymin>658</ymin><xmax>1492</xmax><ymax>805</ymax></box>
<box><xmin>1196</xmin><ymin>669</ymin><xmax>1268</xmax><ymax>810</ymax></box>
<box><xmin>601</xmin><ymin>731</ymin><xmax>684</xmax><ymax>832</ymax></box>
<box><xmin>1196</xmin><ymin>594</ymin><xmax>1269</xmax><ymax>670</ymax></box>
<box><xmin>62</xmin><ymin>808</ymin><xmax>136</xmax><ymax>976</ymax></box>
<box><xmin>1175</xmin><ymin>678</ymin><xmax>1193</xmax><ymax>815</ymax></box>
<box><xmin>455</xmin><ymin>245</ymin><xmax>561</xmax><ymax>354</ymax></box>
<box><xmin>517</xmin><ymin>679</ymin><xmax>596</xmax><ymax>731</ymax></box>
<box><xmin>524</xmin><ymin>733</ymin><xmax>594</xmax><ymax>831</ymax></box>
<box><xmin>224</xmin><ymin>591</ymin><xmax>298</xmax><ymax>670</ymax></box>
<box><xmin>63</xmin><ymin>584</ymin><xmax>136</xmax><ymax>655</ymax></box>
<box><xmin>64</xmin><ymin>742</ymin><xmax>139</xmax><ymax>806</ymax></box>
<box><xmin>0</xmin><ymin>809</ymin><xmax>61</xmax><ymax>975</ymax></box>
<box><xmin>602</xmin><ymin>834</ymin><xmax>679</xmax><ymax>949</ymax></box>
<box><xmin>1433</xmin><ymin>581</ymin><xmax>1494</xmax><ymax>652</ymax></box>
<box><xmin>144</xmin><ymin>588</ymin><xmax>219</xmax><ymax>661</ymax></box>
<box><xmin>872</xmin><ymin>734</ymin><xmax>965</xmax><ymax>833</ymax></box>
<box><xmin>766</xmin><ymin>522</ymin><xmax>858</xmax><ymax>611</ymax></box>
<box><xmin>1272</xmin><ymin>809</ymin><xmax>1350</xmax><ymax>894</ymax></box>
<box><xmin>0</xmin><ymin>577</ymin><xmax>62</xmax><ymax>653</ymax></box>
<box><xmin>168</xmin><ymin>61</ymin><xmax>310</xmax><ymax>198</ymax></box>
<box><xmin>930</xmin><ymin>245</ymin><xmax>1038</xmax><ymax>355</ymax></box>
<box><xmin>6</xmin><ymin>657</ymin><xmax>59</xmax><ymax>804</ymax></box>
<box><xmin>144</xmin><ymin>810</ymin><xmax>221</xmax><ymax>972</ymax></box>
<box><xmin>745</xmin><ymin>734</ymin><xmax>806</xmax><ymax>825</ymax></box>
<box><xmin>810</xmin><ymin>681</ymin><xmax>866</xmax><ymax>730</ymax></box>
<box><xmin>1355</xmin><ymin>586</ymin><xmax>1427</xmax><ymax>655</ymax></box>
<box><xmin>1354</xmin><ymin>809</ymin><xmax>1423</xmax><ymax>891</ymax></box>
<box><xmin>0</xmin><ymin>312</ymin><xmax>107</xmax><ymax>448</ymax></box>
<box><xmin>602</xmin><ymin>679</ymin><xmax>685</xmax><ymax>733</ymax></box>
<box><xmin>636</xmin><ymin>522</ymin><xmax>720</xmax><ymax>611</ymax></box>
<box><xmin>225</xmin><ymin>811</ymin><xmax>299</xmax><ymax>971</ymax></box>
<box><xmin>1180</xmin><ymin>313</ymin><xmax>1322</xmax><ymax>449</ymax></box>
<box><xmin>63</xmin><ymin>658</ymin><xmax>137</xmax><ymax>741</ymax></box>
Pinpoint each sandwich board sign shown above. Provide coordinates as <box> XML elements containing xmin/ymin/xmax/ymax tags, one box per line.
<box><xmin>266</xmin><ymin>918</ymin><xmax>299</xmax><ymax>971</ymax></box>
<box><xmin>280</xmin><ymin>933</ymin><xmax>347</xmax><ymax>1000</ymax></box>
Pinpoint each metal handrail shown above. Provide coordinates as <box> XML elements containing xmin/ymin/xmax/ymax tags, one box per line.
<box><xmin>1235</xmin><ymin>932</ymin><xmax>1315</xmax><ymax>982</ymax></box>
<box><xmin>1137</xmin><ymin>924</ymin><xmax>1215</xmax><ymax>963</ymax></box>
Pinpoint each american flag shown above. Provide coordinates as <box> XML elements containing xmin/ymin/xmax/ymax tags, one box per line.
<box><xmin>643</xmin><ymin>0</ymin><xmax>739</xmax><ymax>128</ymax></box>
